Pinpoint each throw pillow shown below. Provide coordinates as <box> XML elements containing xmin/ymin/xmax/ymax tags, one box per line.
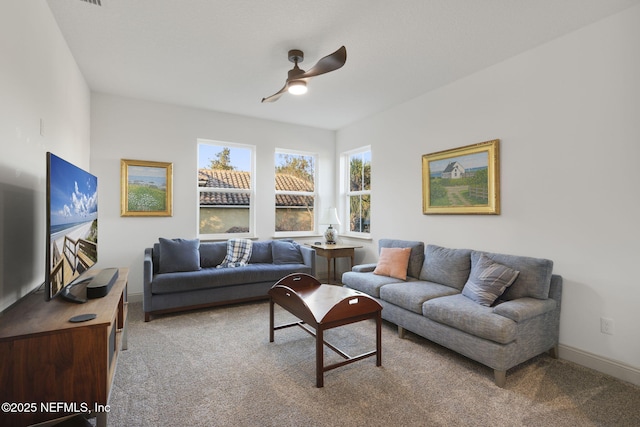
<box><xmin>158</xmin><ymin>238</ymin><xmax>201</xmax><ymax>274</ymax></box>
<box><xmin>217</xmin><ymin>238</ymin><xmax>253</xmax><ymax>268</ymax></box>
<box><xmin>419</xmin><ymin>245</ymin><xmax>472</xmax><ymax>290</ymax></box>
<box><xmin>373</xmin><ymin>247</ymin><xmax>412</xmax><ymax>281</ymax></box>
<box><xmin>272</xmin><ymin>240</ymin><xmax>303</xmax><ymax>264</ymax></box>
<box><xmin>249</xmin><ymin>241</ymin><xmax>273</xmax><ymax>263</ymax></box>
<box><xmin>462</xmin><ymin>254</ymin><xmax>520</xmax><ymax>306</ymax></box>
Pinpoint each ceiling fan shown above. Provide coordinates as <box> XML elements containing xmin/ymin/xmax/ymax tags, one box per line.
<box><xmin>261</xmin><ymin>46</ymin><xmax>347</xmax><ymax>103</ymax></box>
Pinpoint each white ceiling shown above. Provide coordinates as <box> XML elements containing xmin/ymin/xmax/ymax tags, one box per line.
<box><xmin>47</xmin><ymin>0</ymin><xmax>640</xmax><ymax>130</ymax></box>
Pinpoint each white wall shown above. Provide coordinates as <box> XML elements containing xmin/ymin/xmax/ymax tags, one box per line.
<box><xmin>0</xmin><ymin>1</ymin><xmax>90</xmax><ymax>311</ymax></box>
<box><xmin>337</xmin><ymin>5</ymin><xmax>640</xmax><ymax>382</ymax></box>
<box><xmin>90</xmin><ymin>93</ymin><xmax>335</xmax><ymax>297</ymax></box>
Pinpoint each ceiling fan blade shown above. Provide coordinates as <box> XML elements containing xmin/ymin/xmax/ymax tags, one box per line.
<box><xmin>298</xmin><ymin>46</ymin><xmax>347</xmax><ymax>80</ymax></box>
<box><xmin>261</xmin><ymin>83</ymin><xmax>288</xmax><ymax>103</ymax></box>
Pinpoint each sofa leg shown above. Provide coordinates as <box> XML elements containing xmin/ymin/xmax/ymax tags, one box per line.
<box><xmin>398</xmin><ymin>326</ymin><xmax>406</xmax><ymax>339</ymax></box>
<box><xmin>144</xmin><ymin>312</ymin><xmax>151</xmax><ymax>322</ymax></box>
<box><xmin>494</xmin><ymin>370</ymin><xmax>506</xmax><ymax>387</ymax></box>
<box><xmin>549</xmin><ymin>345</ymin><xmax>559</xmax><ymax>359</ymax></box>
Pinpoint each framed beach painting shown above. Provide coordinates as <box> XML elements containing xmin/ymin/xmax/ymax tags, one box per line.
<box><xmin>422</xmin><ymin>139</ymin><xmax>500</xmax><ymax>215</ymax></box>
<box><xmin>121</xmin><ymin>159</ymin><xmax>173</xmax><ymax>216</ymax></box>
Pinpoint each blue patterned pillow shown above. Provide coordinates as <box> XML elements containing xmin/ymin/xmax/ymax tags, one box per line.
<box><xmin>217</xmin><ymin>239</ymin><xmax>253</xmax><ymax>268</ymax></box>
<box><xmin>462</xmin><ymin>254</ymin><xmax>519</xmax><ymax>306</ymax></box>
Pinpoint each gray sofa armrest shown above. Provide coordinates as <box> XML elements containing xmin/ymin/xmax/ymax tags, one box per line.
<box><xmin>492</xmin><ymin>297</ymin><xmax>557</xmax><ymax>322</ymax></box>
<box><xmin>548</xmin><ymin>274</ymin><xmax>562</xmax><ymax>306</ymax></box>
<box><xmin>300</xmin><ymin>245</ymin><xmax>316</xmax><ymax>276</ymax></box>
<box><xmin>493</xmin><ymin>274</ymin><xmax>563</xmax><ymax>323</ymax></box>
<box><xmin>351</xmin><ymin>263</ymin><xmax>377</xmax><ymax>273</ymax></box>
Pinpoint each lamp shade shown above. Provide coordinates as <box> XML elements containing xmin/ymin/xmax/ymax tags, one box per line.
<box><xmin>320</xmin><ymin>207</ymin><xmax>341</xmax><ymax>225</ymax></box>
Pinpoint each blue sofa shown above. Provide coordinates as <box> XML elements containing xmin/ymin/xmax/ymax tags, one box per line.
<box><xmin>143</xmin><ymin>239</ymin><xmax>315</xmax><ymax>321</ymax></box>
<box><xmin>342</xmin><ymin>239</ymin><xmax>562</xmax><ymax>387</ymax></box>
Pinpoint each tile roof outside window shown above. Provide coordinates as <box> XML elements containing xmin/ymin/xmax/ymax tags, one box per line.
<box><xmin>199</xmin><ymin>169</ymin><xmax>313</xmax><ymax>207</ymax></box>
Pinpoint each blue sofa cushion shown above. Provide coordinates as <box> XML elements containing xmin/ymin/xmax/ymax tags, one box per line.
<box><xmin>158</xmin><ymin>238</ymin><xmax>201</xmax><ymax>273</ymax></box>
<box><xmin>379</xmin><ymin>239</ymin><xmax>425</xmax><ymax>279</ymax></box>
<box><xmin>151</xmin><ymin>263</ymin><xmax>312</xmax><ymax>294</ymax></box>
<box><xmin>272</xmin><ymin>240</ymin><xmax>303</xmax><ymax>264</ymax></box>
<box><xmin>249</xmin><ymin>241</ymin><xmax>273</xmax><ymax>263</ymax></box>
<box><xmin>200</xmin><ymin>242</ymin><xmax>227</xmax><ymax>268</ymax></box>
<box><xmin>380</xmin><ymin>281</ymin><xmax>460</xmax><ymax>314</ymax></box>
<box><xmin>419</xmin><ymin>245</ymin><xmax>471</xmax><ymax>290</ymax></box>
<box><xmin>461</xmin><ymin>254</ymin><xmax>520</xmax><ymax>306</ymax></box>
<box><xmin>423</xmin><ymin>294</ymin><xmax>517</xmax><ymax>344</ymax></box>
<box><xmin>472</xmin><ymin>251</ymin><xmax>553</xmax><ymax>300</ymax></box>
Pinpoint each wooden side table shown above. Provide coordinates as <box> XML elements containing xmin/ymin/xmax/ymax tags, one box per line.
<box><xmin>308</xmin><ymin>243</ymin><xmax>362</xmax><ymax>284</ymax></box>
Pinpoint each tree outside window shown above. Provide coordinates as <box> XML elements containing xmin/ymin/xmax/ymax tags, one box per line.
<box><xmin>346</xmin><ymin>149</ymin><xmax>371</xmax><ymax>234</ymax></box>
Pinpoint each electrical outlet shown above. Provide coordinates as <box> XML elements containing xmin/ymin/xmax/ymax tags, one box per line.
<box><xmin>600</xmin><ymin>317</ymin><xmax>615</xmax><ymax>335</ymax></box>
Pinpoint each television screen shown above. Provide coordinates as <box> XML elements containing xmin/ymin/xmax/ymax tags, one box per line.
<box><xmin>46</xmin><ymin>152</ymin><xmax>98</xmax><ymax>302</ymax></box>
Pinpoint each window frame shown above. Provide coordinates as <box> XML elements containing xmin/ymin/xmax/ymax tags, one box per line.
<box><xmin>197</xmin><ymin>139</ymin><xmax>256</xmax><ymax>240</ymax></box>
<box><xmin>273</xmin><ymin>148</ymin><xmax>318</xmax><ymax>238</ymax></box>
<box><xmin>342</xmin><ymin>146</ymin><xmax>372</xmax><ymax>238</ymax></box>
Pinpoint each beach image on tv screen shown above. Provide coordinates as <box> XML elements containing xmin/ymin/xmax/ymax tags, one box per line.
<box><xmin>49</xmin><ymin>154</ymin><xmax>98</xmax><ymax>296</ymax></box>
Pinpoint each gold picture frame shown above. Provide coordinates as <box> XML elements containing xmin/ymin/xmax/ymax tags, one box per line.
<box><xmin>120</xmin><ymin>159</ymin><xmax>173</xmax><ymax>217</ymax></box>
<box><xmin>422</xmin><ymin>139</ymin><xmax>500</xmax><ymax>215</ymax></box>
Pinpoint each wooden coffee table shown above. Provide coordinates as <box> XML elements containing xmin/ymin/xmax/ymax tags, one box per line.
<box><xmin>269</xmin><ymin>273</ymin><xmax>382</xmax><ymax>387</ymax></box>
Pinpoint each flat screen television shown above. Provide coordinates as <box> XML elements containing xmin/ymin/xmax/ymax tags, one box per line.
<box><xmin>45</xmin><ymin>152</ymin><xmax>98</xmax><ymax>303</ymax></box>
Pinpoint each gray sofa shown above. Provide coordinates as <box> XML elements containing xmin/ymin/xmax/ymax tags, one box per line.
<box><xmin>342</xmin><ymin>239</ymin><xmax>562</xmax><ymax>387</ymax></box>
<box><xmin>144</xmin><ymin>239</ymin><xmax>316</xmax><ymax>321</ymax></box>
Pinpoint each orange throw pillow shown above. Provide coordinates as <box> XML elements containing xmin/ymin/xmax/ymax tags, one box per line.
<box><xmin>373</xmin><ymin>247</ymin><xmax>412</xmax><ymax>280</ymax></box>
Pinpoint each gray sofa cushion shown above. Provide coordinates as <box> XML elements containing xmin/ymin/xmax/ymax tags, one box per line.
<box><xmin>341</xmin><ymin>271</ymin><xmax>411</xmax><ymax>298</ymax></box>
<box><xmin>379</xmin><ymin>239</ymin><xmax>425</xmax><ymax>279</ymax></box>
<box><xmin>423</xmin><ymin>294</ymin><xmax>517</xmax><ymax>344</ymax></box>
<box><xmin>461</xmin><ymin>254</ymin><xmax>519</xmax><ymax>306</ymax></box>
<box><xmin>379</xmin><ymin>281</ymin><xmax>460</xmax><ymax>314</ymax></box>
<box><xmin>419</xmin><ymin>245</ymin><xmax>471</xmax><ymax>290</ymax></box>
<box><xmin>272</xmin><ymin>240</ymin><xmax>303</xmax><ymax>264</ymax></box>
<box><xmin>158</xmin><ymin>238</ymin><xmax>201</xmax><ymax>273</ymax></box>
<box><xmin>472</xmin><ymin>251</ymin><xmax>553</xmax><ymax>300</ymax></box>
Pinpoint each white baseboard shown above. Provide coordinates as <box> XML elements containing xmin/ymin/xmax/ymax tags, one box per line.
<box><xmin>559</xmin><ymin>344</ymin><xmax>640</xmax><ymax>387</ymax></box>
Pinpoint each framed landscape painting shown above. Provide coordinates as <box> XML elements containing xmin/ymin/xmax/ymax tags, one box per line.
<box><xmin>422</xmin><ymin>139</ymin><xmax>500</xmax><ymax>215</ymax></box>
<box><xmin>121</xmin><ymin>159</ymin><xmax>173</xmax><ymax>216</ymax></box>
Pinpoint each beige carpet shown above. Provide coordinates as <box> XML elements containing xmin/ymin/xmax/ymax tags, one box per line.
<box><xmin>107</xmin><ymin>301</ymin><xmax>639</xmax><ymax>426</ymax></box>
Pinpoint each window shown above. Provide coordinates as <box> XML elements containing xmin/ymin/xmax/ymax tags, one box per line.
<box><xmin>344</xmin><ymin>147</ymin><xmax>371</xmax><ymax>234</ymax></box>
<box><xmin>274</xmin><ymin>150</ymin><xmax>316</xmax><ymax>234</ymax></box>
<box><xmin>197</xmin><ymin>140</ymin><xmax>255</xmax><ymax>238</ymax></box>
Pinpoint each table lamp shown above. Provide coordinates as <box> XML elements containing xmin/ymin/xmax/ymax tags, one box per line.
<box><xmin>320</xmin><ymin>207</ymin><xmax>341</xmax><ymax>244</ymax></box>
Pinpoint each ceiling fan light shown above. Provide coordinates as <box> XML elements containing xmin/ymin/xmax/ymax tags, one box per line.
<box><xmin>288</xmin><ymin>80</ymin><xmax>307</xmax><ymax>95</ymax></box>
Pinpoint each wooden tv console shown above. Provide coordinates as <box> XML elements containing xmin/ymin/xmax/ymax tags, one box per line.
<box><xmin>0</xmin><ymin>268</ymin><xmax>129</xmax><ymax>427</ymax></box>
